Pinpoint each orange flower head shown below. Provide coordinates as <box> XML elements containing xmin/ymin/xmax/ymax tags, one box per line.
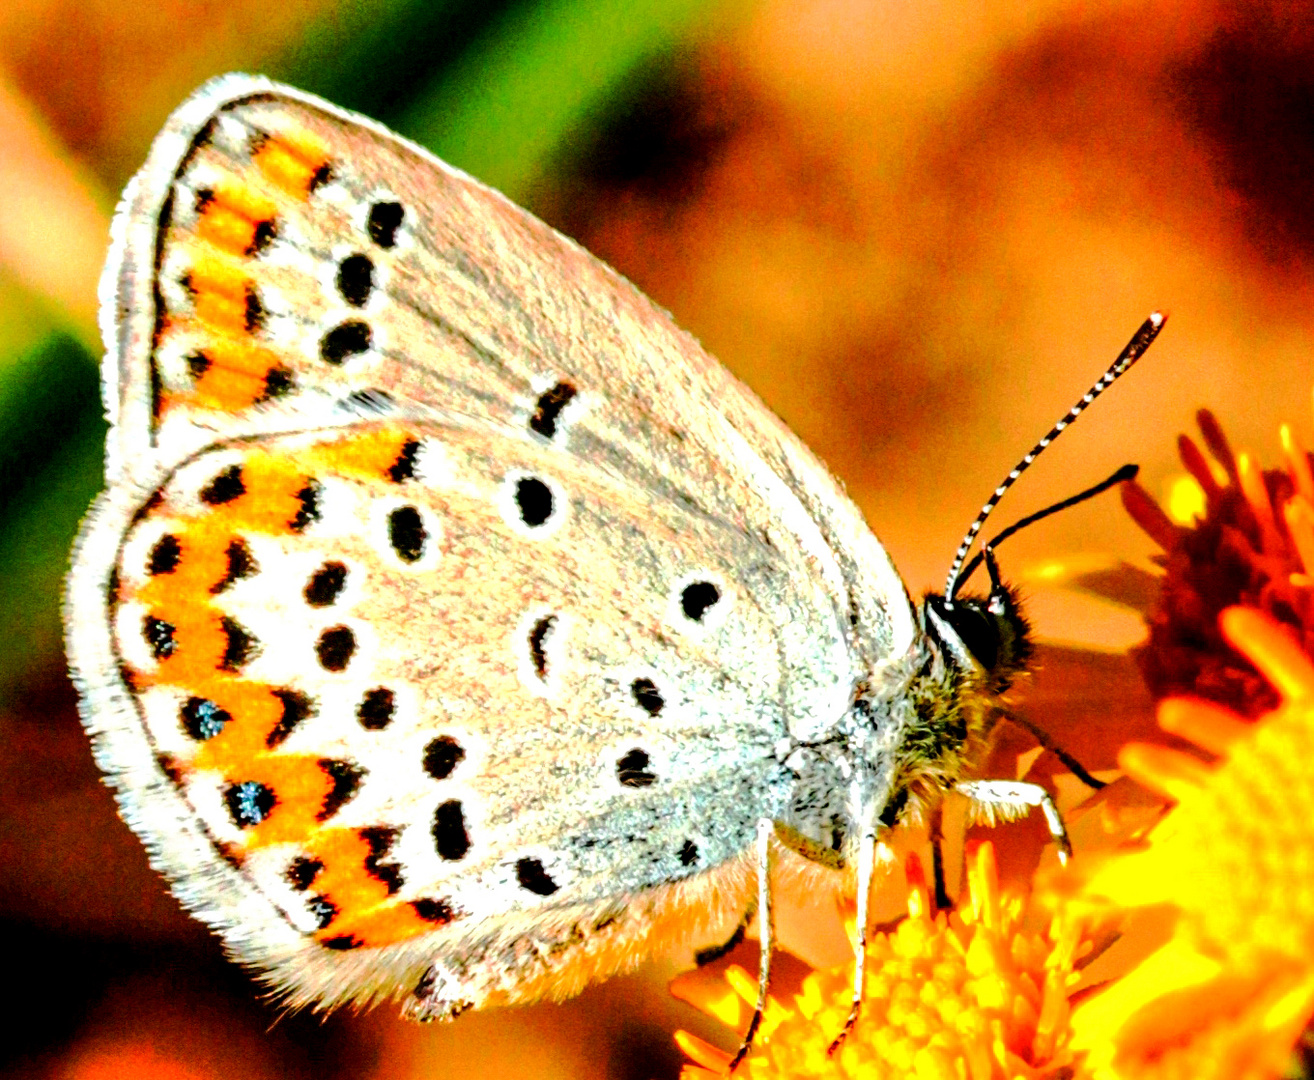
<box><xmin>1122</xmin><ymin>408</ymin><xmax>1314</xmax><ymax>715</ymax></box>
<box><xmin>674</xmin><ymin>845</ymin><xmax>1095</xmax><ymax>1080</ymax></box>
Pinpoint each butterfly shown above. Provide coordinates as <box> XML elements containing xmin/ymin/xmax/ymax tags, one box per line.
<box><xmin>65</xmin><ymin>72</ymin><xmax>1162</xmax><ymax>1061</ymax></box>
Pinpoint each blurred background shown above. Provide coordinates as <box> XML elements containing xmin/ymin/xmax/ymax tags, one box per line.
<box><xmin>1</xmin><ymin>0</ymin><xmax>1312</xmax><ymax>1076</ymax></box>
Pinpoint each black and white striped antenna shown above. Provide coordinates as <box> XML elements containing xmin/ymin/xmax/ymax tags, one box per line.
<box><xmin>943</xmin><ymin>311</ymin><xmax>1166</xmax><ymax>603</ymax></box>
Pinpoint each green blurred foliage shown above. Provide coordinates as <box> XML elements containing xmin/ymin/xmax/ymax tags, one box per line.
<box><xmin>0</xmin><ymin>0</ymin><xmax>723</xmax><ymax>699</ymax></box>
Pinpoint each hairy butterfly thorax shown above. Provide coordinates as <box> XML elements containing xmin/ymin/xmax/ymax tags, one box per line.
<box><xmin>64</xmin><ymin>72</ymin><xmax>1165</xmax><ymax>1072</ymax></box>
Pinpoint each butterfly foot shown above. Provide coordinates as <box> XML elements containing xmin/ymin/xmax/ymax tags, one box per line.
<box><xmin>403</xmin><ymin>965</ymin><xmax>475</xmax><ymax>1022</ymax></box>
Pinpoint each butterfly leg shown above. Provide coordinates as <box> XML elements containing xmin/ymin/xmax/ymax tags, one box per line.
<box><xmin>827</xmin><ymin>812</ymin><xmax>878</xmax><ymax>1056</ymax></box>
<box><xmin>726</xmin><ymin>818</ymin><xmax>774</xmax><ymax>1073</ymax></box>
<box><xmin>928</xmin><ymin>801</ymin><xmax>953</xmax><ymax>911</ymax></box>
<box><xmin>955</xmin><ymin>779</ymin><xmax>1072</xmax><ymax>863</ymax></box>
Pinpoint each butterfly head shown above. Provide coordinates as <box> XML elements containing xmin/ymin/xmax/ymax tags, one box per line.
<box><xmin>922</xmin><ymin>580</ymin><xmax>1032</xmax><ymax>696</ymax></box>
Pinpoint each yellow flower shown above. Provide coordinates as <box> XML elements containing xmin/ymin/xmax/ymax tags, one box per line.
<box><xmin>673</xmin><ymin>844</ymin><xmax>1094</xmax><ymax>1080</ymax></box>
<box><xmin>1069</xmin><ymin>606</ymin><xmax>1314</xmax><ymax>1080</ymax></box>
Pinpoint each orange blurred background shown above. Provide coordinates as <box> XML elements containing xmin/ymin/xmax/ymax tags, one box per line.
<box><xmin>1</xmin><ymin>1</ymin><xmax>1312</xmax><ymax>1077</ymax></box>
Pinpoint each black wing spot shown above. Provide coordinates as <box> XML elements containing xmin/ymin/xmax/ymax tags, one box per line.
<box><xmin>303</xmin><ymin>561</ymin><xmax>347</xmax><ymax>607</ymax></box>
<box><xmin>290</xmin><ymin>481</ymin><xmax>322</xmax><ymax>532</ymax></box>
<box><xmin>180</xmin><ymin>696</ymin><xmax>230</xmax><ymax>741</ymax></box>
<box><xmin>336</xmin><ymin>253</ymin><xmax>374</xmax><ymax>307</ymax></box>
<box><xmin>211</xmin><ymin>538</ymin><xmax>257</xmax><ymax>594</ymax></box>
<box><xmin>424</xmin><ymin>735</ymin><xmax>466</xmax><ymax>781</ymax></box>
<box><xmin>219</xmin><ymin>616</ymin><xmax>258</xmax><ymax>672</ymax></box>
<box><xmin>194</xmin><ymin>188</ymin><xmax>216</xmax><ymax>213</ymax></box>
<box><xmin>631</xmin><ymin>678</ymin><xmax>664</xmax><ymax>716</ymax></box>
<box><xmin>617</xmin><ymin>748</ymin><xmax>657</xmax><ymax>788</ymax></box>
<box><xmin>320</xmin><ymin>320</ymin><xmax>372</xmax><ymax>364</ymax></box>
<box><xmin>356</xmin><ymin>687</ymin><xmax>395</xmax><ymax>730</ymax></box>
<box><xmin>516</xmin><ymin>857</ymin><xmax>559</xmax><ymax>896</ymax></box>
<box><xmin>260</xmin><ymin>364</ymin><xmax>295</xmax><ymax>400</ymax></box>
<box><xmin>307</xmin><ymin>894</ymin><xmax>339</xmax><ymax>930</ymax></box>
<box><xmin>316</xmin><ymin>758</ymin><xmax>365</xmax><ymax>821</ymax></box>
<box><xmin>322</xmin><ymin>934</ymin><xmax>363</xmax><ymax>950</ymax></box>
<box><xmin>225</xmin><ymin>780</ymin><xmax>276</xmax><ymax>827</ymax></box>
<box><xmin>199</xmin><ymin>464</ymin><xmax>245</xmax><ymax>505</ymax></box>
<box><xmin>315</xmin><ymin>625</ymin><xmax>356</xmax><ymax>671</ymax></box>
<box><xmin>286</xmin><ymin>856</ymin><xmax>323</xmax><ymax>891</ymax></box>
<box><xmin>148</xmin><ymin>534</ymin><xmax>182</xmax><ymax>575</ymax></box>
<box><xmin>244</xmin><ymin>286</ymin><xmax>265</xmax><ymax>333</ymax></box>
<box><xmin>680</xmin><ymin>581</ymin><xmax>721</xmax><ymax>622</ymax></box>
<box><xmin>388</xmin><ymin>505</ymin><xmax>426</xmax><ymax>563</ymax></box>
<box><xmin>143</xmin><ymin>615</ymin><xmax>176</xmax><ymax>660</ymax></box>
<box><xmin>186</xmin><ymin>350</ymin><xmax>211</xmax><ymax>378</ymax></box>
<box><xmin>157</xmin><ymin>750</ymin><xmax>182</xmax><ymax>782</ymax></box>
<box><xmin>529</xmin><ymin>381</ymin><xmax>577</xmax><ymax>438</ymax></box>
<box><xmin>387</xmin><ymin>439</ymin><xmax>421</xmax><ymax>482</ymax></box>
<box><xmin>411</xmin><ymin>897</ymin><xmax>457</xmax><ymax>924</ymax></box>
<box><xmin>267</xmin><ymin>688</ymin><xmax>315</xmax><ymax>748</ymax></box>
<box><xmin>308</xmin><ymin>161</ymin><xmax>334</xmax><ymax>192</ymax></box>
<box><xmin>515</xmin><ymin>477</ymin><xmax>554</xmax><ymax>527</ymax></box>
<box><xmin>248</xmin><ymin>218</ymin><xmax>277</xmax><ymax>257</ymax></box>
<box><xmin>680</xmin><ymin>839</ymin><xmax>699</xmax><ymax>867</ymax></box>
<box><xmin>367</xmin><ymin>201</ymin><xmax>404</xmax><ymax>248</ymax></box>
<box><xmin>433</xmin><ymin>800</ymin><xmax>471</xmax><ymax>861</ymax></box>
<box><xmin>528</xmin><ymin>615</ymin><xmax>556</xmax><ymax>680</ymax></box>
<box><xmin>360</xmin><ymin>826</ymin><xmax>405</xmax><ymax>895</ymax></box>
